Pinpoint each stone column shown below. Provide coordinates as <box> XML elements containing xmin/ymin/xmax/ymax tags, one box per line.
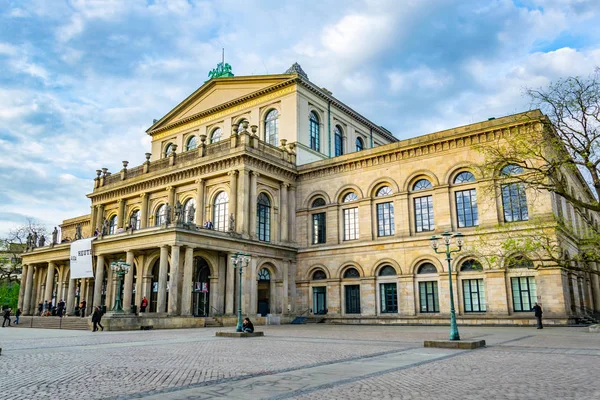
<box><xmin>123</xmin><ymin>250</ymin><xmax>135</xmax><ymax>311</ymax></box>
<box><xmin>360</xmin><ymin>277</ymin><xmax>376</xmax><ymax>316</ymax></box>
<box><xmin>86</xmin><ymin>278</ymin><xmax>95</xmax><ymax>309</ymax></box>
<box><xmin>93</xmin><ymin>255</ymin><xmax>105</xmax><ymax>307</ymax></box>
<box><xmin>398</xmin><ymin>276</ymin><xmax>416</xmax><ymax>316</ymax></box>
<box><xmin>140</xmin><ymin>193</ymin><xmax>149</xmax><ymax>229</ymax></box>
<box><xmin>167</xmin><ymin>186</ymin><xmax>175</xmax><ymax>211</ymax></box>
<box><xmin>590</xmin><ymin>262</ymin><xmax>600</xmax><ymax>312</ymax></box>
<box><xmin>228</xmin><ymin>170</ymin><xmax>238</xmax><ymax>230</ymax></box>
<box><xmin>18</xmin><ymin>264</ymin><xmax>28</xmax><ymax>310</ymax></box>
<box><xmin>282</xmin><ymin>260</ymin><xmax>289</xmax><ymax>314</ymax></box>
<box><xmin>280</xmin><ymin>182</ymin><xmax>289</xmax><ymax>242</ymax></box>
<box><xmin>105</xmin><ymin>267</ymin><xmax>113</xmax><ymax>309</ymax></box>
<box><xmin>288</xmin><ymin>185</ymin><xmax>296</xmax><ymax>243</ymax></box>
<box><xmin>168</xmin><ymin>245</ymin><xmax>181</xmax><ymax>315</ymax></box>
<box><xmin>225</xmin><ymin>252</ymin><xmax>235</xmax><ymax>315</ymax></box>
<box><xmin>66</xmin><ymin>272</ymin><xmax>75</xmax><ymax>315</ymax></box>
<box><xmin>181</xmin><ymin>246</ymin><xmax>194</xmax><ymax>316</ymax></box>
<box><xmin>117</xmin><ymin>199</ymin><xmax>125</xmax><ymax>228</ymax></box>
<box><xmin>44</xmin><ymin>262</ymin><xmax>55</xmax><ymax>304</ymax></box>
<box><xmin>249</xmin><ymin>172</ymin><xmax>258</xmax><ymax>238</ymax></box>
<box><xmin>22</xmin><ymin>264</ymin><xmax>35</xmax><ymax>315</ymax></box>
<box><xmin>218</xmin><ymin>253</ymin><xmax>227</xmax><ymax>314</ymax></box>
<box><xmin>96</xmin><ymin>204</ymin><xmax>105</xmax><ymax>230</ymax></box>
<box><xmin>157</xmin><ymin>246</ymin><xmax>169</xmax><ymax>313</ymax></box>
<box><xmin>90</xmin><ymin>206</ymin><xmax>97</xmax><ymax>234</ymax></box>
<box><xmin>195</xmin><ymin>179</ymin><xmax>205</xmax><ymax>225</ymax></box>
<box><xmin>238</xmin><ymin>169</ymin><xmax>250</xmax><ymax>236</ymax></box>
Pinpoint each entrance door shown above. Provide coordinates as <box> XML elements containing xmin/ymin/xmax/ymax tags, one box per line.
<box><xmin>313</xmin><ymin>287</ymin><xmax>327</xmax><ymax>314</ymax></box>
<box><xmin>192</xmin><ymin>257</ymin><xmax>210</xmax><ymax>317</ymax></box>
<box><xmin>257</xmin><ymin>268</ymin><xmax>271</xmax><ymax>316</ymax></box>
<box><xmin>150</xmin><ymin>260</ymin><xmax>159</xmax><ymax>312</ymax></box>
<box><xmin>345</xmin><ymin>285</ymin><xmax>361</xmax><ymax>314</ymax></box>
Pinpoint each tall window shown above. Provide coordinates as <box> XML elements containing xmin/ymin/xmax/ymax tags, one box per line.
<box><xmin>155</xmin><ymin>204</ymin><xmax>166</xmax><ymax>226</ymax></box>
<box><xmin>456</xmin><ymin>189</ymin><xmax>478</xmax><ymax>228</ymax></box>
<box><xmin>376</xmin><ymin>186</ymin><xmax>394</xmax><ymax>236</ymax></box>
<box><xmin>210</xmin><ymin>128</ymin><xmax>222</xmax><ymax>143</ymax></box>
<box><xmin>463</xmin><ymin>279</ymin><xmax>486</xmax><ymax>312</ymax></box>
<box><xmin>183</xmin><ymin>198</ymin><xmax>196</xmax><ymax>223</ymax></box>
<box><xmin>109</xmin><ymin>215</ymin><xmax>118</xmax><ymax>235</ymax></box>
<box><xmin>265</xmin><ymin>109</ymin><xmax>279</xmax><ymax>146</ymax></box>
<box><xmin>309</xmin><ymin>111</ymin><xmax>320</xmax><ymax>151</ymax></box>
<box><xmin>342</xmin><ymin>192</ymin><xmax>359</xmax><ymax>241</ymax></box>
<box><xmin>502</xmin><ymin>183</ymin><xmax>528</xmax><ymax>222</ymax></box>
<box><xmin>343</xmin><ymin>268</ymin><xmax>360</xmax><ymax>314</ymax></box>
<box><xmin>356</xmin><ymin>137</ymin><xmax>364</xmax><ymax>152</ymax></box>
<box><xmin>419</xmin><ymin>281</ymin><xmax>439</xmax><ymax>313</ymax></box>
<box><xmin>312</xmin><ymin>198</ymin><xmax>326</xmax><ymax>244</ymax></box>
<box><xmin>129</xmin><ymin>210</ymin><xmax>141</xmax><ymax>230</ymax></box>
<box><xmin>414</xmin><ymin>196</ymin><xmax>434</xmax><ymax>232</ymax></box>
<box><xmin>186</xmin><ymin>136</ymin><xmax>198</xmax><ymax>151</ymax></box>
<box><xmin>334</xmin><ymin>126</ymin><xmax>344</xmax><ymax>156</ymax></box>
<box><xmin>257</xmin><ymin>193</ymin><xmax>271</xmax><ymax>242</ymax></box>
<box><xmin>511</xmin><ymin>277</ymin><xmax>537</xmax><ymax>312</ymax></box>
<box><xmin>213</xmin><ymin>191</ymin><xmax>229</xmax><ymax>231</ymax></box>
<box><xmin>164</xmin><ymin>143</ymin><xmax>174</xmax><ymax>158</ymax></box>
<box><xmin>380</xmin><ymin>283</ymin><xmax>397</xmax><ymax>313</ymax></box>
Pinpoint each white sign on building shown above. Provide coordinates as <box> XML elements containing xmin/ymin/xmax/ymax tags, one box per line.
<box><xmin>69</xmin><ymin>237</ymin><xmax>95</xmax><ymax>279</ymax></box>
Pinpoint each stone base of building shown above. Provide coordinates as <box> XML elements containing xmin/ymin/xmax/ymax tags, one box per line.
<box><xmin>97</xmin><ymin>315</ymin><xmax>293</xmax><ymax>331</ymax></box>
<box><xmin>424</xmin><ymin>339</ymin><xmax>486</xmax><ymax>349</ymax></box>
<box><xmin>323</xmin><ymin>315</ymin><xmax>575</xmax><ymax>326</ymax></box>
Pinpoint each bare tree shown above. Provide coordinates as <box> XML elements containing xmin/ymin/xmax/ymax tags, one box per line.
<box><xmin>0</xmin><ymin>218</ymin><xmax>48</xmax><ymax>283</ymax></box>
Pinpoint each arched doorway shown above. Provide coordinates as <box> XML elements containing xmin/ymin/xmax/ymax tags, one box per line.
<box><xmin>150</xmin><ymin>260</ymin><xmax>159</xmax><ymax>312</ymax></box>
<box><xmin>257</xmin><ymin>268</ymin><xmax>271</xmax><ymax>316</ymax></box>
<box><xmin>192</xmin><ymin>257</ymin><xmax>210</xmax><ymax>316</ymax></box>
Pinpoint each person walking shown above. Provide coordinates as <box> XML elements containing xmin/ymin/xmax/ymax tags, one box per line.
<box><xmin>38</xmin><ymin>302</ymin><xmax>43</xmax><ymax>316</ymax></box>
<box><xmin>80</xmin><ymin>299</ymin><xmax>87</xmax><ymax>318</ymax></box>
<box><xmin>140</xmin><ymin>296</ymin><xmax>148</xmax><ymax>313</ymax></box>
<box><xmin>532</xmin><ymin>302</ymin><xmax>543</xmax><ymax>329</ymax></box>
<box><xmin>91</xmin><ymin>306</ymin><xmax>104</xmax><ymax>332</ymax></box>
<box><xmin>14</xmin><ymin>308</ymin><xmax>21</xmax><ymax>325</ymax></box>
<box><xmin>2</xmin><ymin>308</ymin><xmax>11</xmax><ymax>327</ymax></box>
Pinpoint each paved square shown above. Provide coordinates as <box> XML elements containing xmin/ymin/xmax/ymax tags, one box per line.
<box><xmin>1</xmin><ymin>324</ymin><xmax>599</xmax><ymax>399</ymax></box>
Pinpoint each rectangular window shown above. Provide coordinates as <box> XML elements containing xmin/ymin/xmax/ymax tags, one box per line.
<box><xmin>343</xmin><ymin>208</ymin><xmax>359</xmax><ymax>240</ymax></box>
<box><xmin>511</xmin><ymin>277</ymin><xmax>537</xmax><ymax>312</ymax></box>
<box><xmin>312</xmin><ymin>213</ymin><xmax>326</xmax><ymax>244</ymax></box>
<box><xmin>455</xmin><ymin>189</ymin><xmax>479</xmax><ymax>228</ymax></box>
<box><xmin>377</xmin><ymin>202</ymin><xmax>395</xmax><ymax>236</ymax></box>
<box><xmin>414</xmin><ymin>196</ymin><xmax>434</xmax><ymax>232</ymax></box>
<box><xmin>380</xmin><ymin>283</ymin><xmax>398</xmax><ymax>313</ymax></box>
<box><xmin>345</xmin><ymin>285</ymin><xmax>361</xmax><ymax>314</ymax></box>
<box><xmin>462</xmin><ymin>279</ymin><xmax>486</xmax><ymax>312</ymax></box>
<box><xmin>502</xmin><ymin>183</ymin><xmax>529</xmax><ymax>222</ymax></box>
<box><xmin>419</xmin><ymin>281</ymin><xmax>439</xmax><ymax>312</ymax></box>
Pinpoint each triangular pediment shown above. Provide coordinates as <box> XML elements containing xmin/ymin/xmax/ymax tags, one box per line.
<box><xmin>148</xmin><ymin>75</ymin><xmax>294</xmax><ymax>133</ymax></box>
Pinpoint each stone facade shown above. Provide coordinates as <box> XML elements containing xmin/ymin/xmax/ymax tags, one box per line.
<box><xmin>20</xmin><ymin>65</ymin><xmax>600</xmax><ymax>327</ymax></box>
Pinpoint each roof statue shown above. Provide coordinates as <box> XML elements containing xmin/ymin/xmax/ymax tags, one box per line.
<box><xmin>207</xmin><ymin>61</ymin><xmax>234</xmax><ymax>80</ymax></box>
<box><xmin>285</xmin><ymin>62</ymin><xmax>308</xmax><ymax>80</ymax></box>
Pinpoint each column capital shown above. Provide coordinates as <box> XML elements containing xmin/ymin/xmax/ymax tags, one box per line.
<box><xmin>251</xmin><ymin>171</ymin><xmax>261</xmax><ymax>178</ymax></box>
<box><xmin>195</xmin><ymin>178</ymin><xmax>204</xmax><ymax>184</ymax></box>
<box><xmin>166</xmin><ymin>186</ymin><xmax>174</xmax><ymax>192</ymax></box>
<box><xmin>140</xmin><ymin>192</ymin><xmax>148</xmax><ymax>198</ymax></box>
<box><xmin>280</xmin><ymin>182</ymin><xmax>290</xmax><ymax>189</ymax></box>
<box><xmin>117</xmin><ymin>198</ymin><xmax>124</xmax><ymax>204</ymax></box>
<box><xmin>227</xmin><ymin>170</ymin><xmax>239</xmax><ymax>177</ymax></box>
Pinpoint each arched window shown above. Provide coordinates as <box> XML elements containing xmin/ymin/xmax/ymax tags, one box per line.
<box><xmin>376</xmin><ymin>186</ymin><xmax>395</xmax><ymax>236</ymax></box>
<box><xmin>334</xmin><ymin>126</ymin><xmax>344</xmax><ymax>156</ymax></box>
<box><xmin>237</xmin><ymin>118</ymin><xmax>249</xmax><ymax>132</ymax></box>
<box><xmin>413</xmin><ymin>179</ymin><xmax>433</xmax><ymax>191</ymax></box>
<box><xmin>312</xmin><ymin>270</ymin><xmax>327</xmax><ymax>280</ymax></box>
<box><xmin>155</xmin><ymin>204</ymin><xmax>166</xmax><ymax>226</ymax></box>
<box><xmin>265</xmin><ymin>109</ymin><xmax>279</xmax><ymax>146</ymax></box>
<box><xmin>506</xmin><ymin>255</ymin><xmax>534</xmax><ymax>269</ymax></box>
<box><xmin>343</xmin><ymin>192</ymin><xmax>358</xmax><ymax>202</ymax></box>
<box><xmin>376</xmin><ymin>186</ymin><xmax>392</xmax><ymax>197</ymax></box>
<box><xmin>460</xmin><ymin>259</ymin><xmax>483</xmax><ymax>271</ymax></box>
<box><xmin>454</xmin><ymin>171</ymin><xmax>476</xmax><ymax>184</ymax></box>
<box><xmin>129</xmin><ymin>210</ymin><xmax>141</xmax><ymax>230</ymax></box>
<box><xmin>417</xmin><ymin>263</ymin><xmax>437</xmax><ymax>274</ymax></box>
<box><xmin>257</xmin><ymin>193</ymin><xmax>271</xmax><ymax>242</ymax></box>
<box><xmin>343</xmin><ymin>268</ymin><xmax>360</xmax><ymax>278</ymax></box>
<box><xmin>309</xmin><ymin>111</ymin><xmax>320</xmax><ymax>151</ymax></box>
<box><xmin>213</xmin><ymin>191</ymin><xmax>229</xmax><ymax>231</ymax></box>
<box><xmin>379</xmin><ymin>265</ymin><xmax>396</xmax><ymax>276</ymax></box>
<box><xmin>108</xmin><ymin>215</ymin><xmax>118</xmax><ymax>235</ymax></box>
<box><xmin>210</xmin><ymin>128</ymin><xmax>222</xmax><ymax>143</ymax></box>
<box><xmin>186</xmin><ymin>136</ymin><xmax>198</xmax><ymax>151</ymax></box>
<box><xmin>312</xmin><ymin>198</ymin><xmax>326</xmax><ymax>208</ymax></box>
<box><xmin>501</xmin><ymin>164</ymin><xmax>524</xmax><ymax>176</ymax></box>
<box><xmin>183</xmin><ymin>198</ymin><xmax>196</xmax><ymax>223</ymax></box>
<box><xmin>164</xmin><ymin>143</ymin><xmax>174</xmax><ymax>158</ymax></box>
<box><xmin>356</xmin><ymin>137</ymin><xmax>364</xmax><ymax>152</ymax></box>
<box><xmin>258</xmin><ymin>268</ymin><xmax>271</xmax><ymax>281</ymax></box>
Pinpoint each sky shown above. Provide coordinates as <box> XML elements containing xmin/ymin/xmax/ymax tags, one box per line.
<box><xmin>1</xmin><ymin>0</ymin><xmax>600</xmax><ymax>238</ymax></box>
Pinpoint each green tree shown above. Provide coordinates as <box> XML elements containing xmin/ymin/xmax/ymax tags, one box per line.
<box><xmin>0</xmin><ymin>282</ymin><xmax>19</xmax><ymax>309</ymax></box>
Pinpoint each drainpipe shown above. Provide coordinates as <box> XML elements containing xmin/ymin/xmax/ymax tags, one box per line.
<box><xmin>370</xmin><ymin>127</ymin><xmax>374</xmax><ymax>148</ymax></box>
<box><xmin>328</xmin><ymin>100</ymin><xmax>332</xmax><ymax>158</ymax></box>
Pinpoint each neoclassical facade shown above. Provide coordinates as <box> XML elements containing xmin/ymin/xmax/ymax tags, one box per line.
<box><xmin>20</xmin><ymin>64</ymin><xmax>600</xmax><ymax>327</ymax></box>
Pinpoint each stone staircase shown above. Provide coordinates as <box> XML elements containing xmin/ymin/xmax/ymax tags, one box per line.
<box><xmin>577</xmin><ymin>314</ymin><xmax>600</xmax><ymax>326</ymax></box>
<box><xmin>204</xmin><ymin>317</ymin><xmax>223</xmax><ymax>327</ymax></box>
<box><xmin>13</xmin><ymin>316</ymin><xmax>90</xmax><ymax>331</ymax></box>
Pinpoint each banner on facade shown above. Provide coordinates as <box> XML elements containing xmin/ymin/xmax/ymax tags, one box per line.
<box><xmin>69</xmin><ymin>237</ymin><xmax>95</xmax><ymax>279</ymax></box>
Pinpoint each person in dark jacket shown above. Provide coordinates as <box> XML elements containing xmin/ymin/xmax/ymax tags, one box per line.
<box><xmin>242</xmin><ymin>317</ymin><xmax>254</xmax><ymax>333</ymax></box>
<box><xmin>14</xmin><ymin>308</ymin><xmax>21</xmax><ymax>325</ymax></box>
<box><xmin>2</xmin><ymin>308</ymin><xmax>11</xmax><ymax>327</ymax></box>
<box><xmin>91</xmin><ymin>306</ymin><xmax>104</xmax><ymax>332</ymax></box>
<box><xmin>80</xmin><ymin>299</ymin><xmax>87</xmax><ymax>318</ymax></box>
<box><xmin>38</xmin><ymin>302</ymin><xmax>43</xmax><ymax>316</ymax></box>
<box><xmin>57</xmin><ymin>299</ymin><xmax>65</xmax><ymax>317</ymax></box>
<box><xmin>532</xmin><ymin>302</ymin><xmax>543</xmax><ymax>329</ymax></box>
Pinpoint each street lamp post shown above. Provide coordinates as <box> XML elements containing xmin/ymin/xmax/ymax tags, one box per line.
<box><xmin>230</xmin><ymin>252</ymin><xmax>251</xmax><ymax>332</ymax></box>
<box><xmin>110</xmin><ymin>260</ymin><xmax>131</xmax><ymax>312</ymax></box>
<box><xmin>430</xmin><ymin>231</ymin><xmax>464</xmax><ymax>341</ymax></box>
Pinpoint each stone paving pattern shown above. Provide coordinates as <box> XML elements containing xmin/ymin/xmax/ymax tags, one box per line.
<box><xmin>1</xmin><ymin>325</ymin><xmax>599</xmax><ymax>399</ymax></box>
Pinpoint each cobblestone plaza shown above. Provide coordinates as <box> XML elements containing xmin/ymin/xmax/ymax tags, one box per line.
<box><xmin>2</xmin><ymin>325</ymin><xmax>599</xmax><ymax>399</ymax></box>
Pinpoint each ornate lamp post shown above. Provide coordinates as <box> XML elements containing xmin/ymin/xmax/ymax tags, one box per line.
<box><xmin>430</xmin><ymin>231</ymin><xmax>464</xmax><ymax>341</ymax></box>
<box><xmin>230</xmin><ymin>252</ymin><xmax>251</xmax><ymax>332</ymax></box>
<box><xmin>110</xmin><ymin>260</ymin><xmax>131</xmax><ymax>312</ymax></box>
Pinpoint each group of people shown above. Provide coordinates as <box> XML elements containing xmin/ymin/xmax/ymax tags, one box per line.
<box><xmin>36</xmin><ymin>299</ymin><xmax>66</xmax><ymax>317</ymax></box>
<box><xmin>2</xmin><ymin>308</ymin><xmax>21</xmax><ymax>327</ymax></box>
